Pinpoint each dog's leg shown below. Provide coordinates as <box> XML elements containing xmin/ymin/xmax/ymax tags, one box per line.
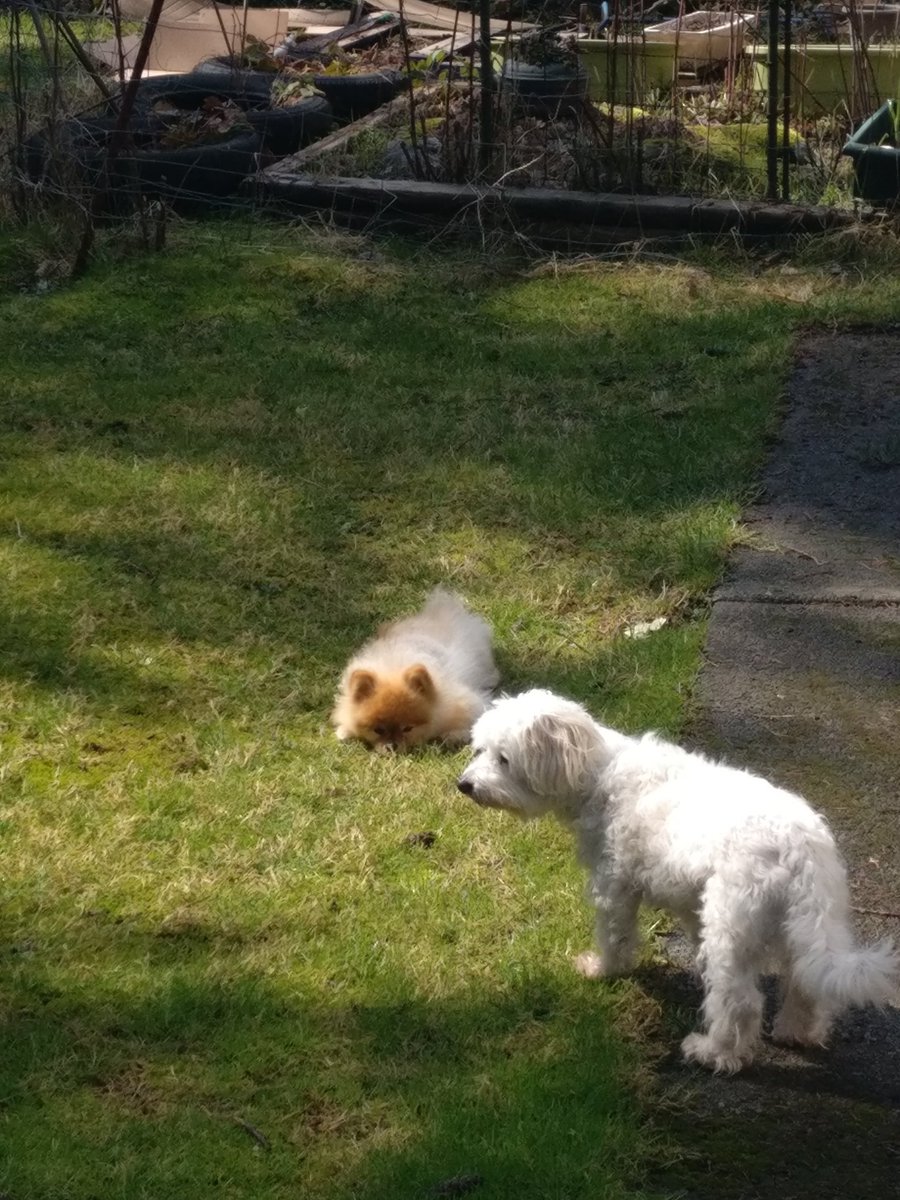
<box><xmin>682</xmin><ymin>960</ymin><xmax>763</xmax><ymax>1073</ymax></box>
<box><xmin>772</xmin><ymin>975</ymin><xmax>834</xmax><ymax>1048</ymax></box>
<box><xmin>681</xmin><ymin>895</ymin><xmax>764</xmax><ymax>1073</ymax></box>
<box><xmin>574</xmin><ymin>884</ymin><xmax>640</xmax><ymax>979</ymax></box>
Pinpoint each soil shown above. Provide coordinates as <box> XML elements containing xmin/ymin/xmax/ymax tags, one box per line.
<box><xmin>649</xmin><ymin>331</ymin><xmax>900</xmax><ymax>1200</ymax></box>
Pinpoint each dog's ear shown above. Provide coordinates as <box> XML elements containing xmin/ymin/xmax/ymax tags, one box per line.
<box><xmin>403</xmin><ymin>664</ymin><xmax>436</xmax><ymax>701</ymax></box>
<box><xmin>523</xmin><ymin>709</ymin><xmax>601</xmax><ymax>796</ymax></box>
<box><xmin>349</xmin><ymin>669</ymin><xmax>377</xmax><ymax>703</ymax></box>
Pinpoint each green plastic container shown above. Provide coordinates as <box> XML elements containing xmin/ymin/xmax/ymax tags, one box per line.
<box><xmin>576</xmin><ymin>38</ymin><xmax>677</xmax><ymax>104</ymax></box>
<box><xmin>747</xmin><ymin>43</ymin><xmax>900</xmax><ymax>117</ymax></box>
<box><xmin>843</xmin><ymin>101</ymin><xmax>900</xmax><ymax>203</ymax></box>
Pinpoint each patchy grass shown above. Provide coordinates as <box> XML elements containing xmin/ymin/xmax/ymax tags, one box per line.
<box><xmin>2</xmin><ymin>223</ymin><xmax>900</xmax><ymax>1199</ymax></box>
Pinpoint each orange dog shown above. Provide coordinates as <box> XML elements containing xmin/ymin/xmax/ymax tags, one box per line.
<box><xmin>332</xmin><ymin>589</ymin><xmax>499</xmax><ymax>752</ymax></box>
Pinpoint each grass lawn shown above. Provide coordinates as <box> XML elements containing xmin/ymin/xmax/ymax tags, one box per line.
<box><xmin>1</xmin><ymin>222</ymin><xmax>899</xmax><ymax>1200</ymax></box>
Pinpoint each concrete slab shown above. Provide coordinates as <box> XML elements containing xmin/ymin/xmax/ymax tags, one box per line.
<box><xmin>718</xmin><ymin>523</ymin><xmax>900</xmax><ymax>604</ymax></box>
<box><xmin>655</xmin><ymin>332</ymin><xmax>900</xmax><ymax>1199</ymax></box>
<box><xmin>719</xmin><ymin>331</ymin><xmax>900</xmax><ymax>604</ymax></box>
<box><xmin>695</xmin><ymin>330</ymin><xmax>900</xmax><ymax>925</ymax></box>
<box><xmin>696</xmin><ymin>599</ymin><xmax>900</xmax><ymax>928</ymax></box>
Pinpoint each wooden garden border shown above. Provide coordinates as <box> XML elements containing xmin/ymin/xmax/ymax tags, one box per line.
<box><xmin>255</xmin><ymin>171</ymin><xmax>855</xmax><ymax>238</ymax></box>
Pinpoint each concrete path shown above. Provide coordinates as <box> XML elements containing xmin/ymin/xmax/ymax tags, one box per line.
<box><xmin>655</xmin><ymin>332</ymin><xmax>900</xmax><ymax>1200</ymax></box>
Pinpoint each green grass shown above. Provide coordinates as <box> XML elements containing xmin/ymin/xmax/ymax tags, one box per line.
<box><xmin>0</xmin><ymin>13</ymin><xmax>128</xmax><ymax>109</ymax></box>
<box><xmin>2</xmin><ymin>222</ymin><xmax>900</xmax><ymax>1199</ymax></box>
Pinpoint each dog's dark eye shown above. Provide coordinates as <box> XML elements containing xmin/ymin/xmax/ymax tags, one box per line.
<box><xmin>401</xmin><ymin>725</ymin><xmax>413</xmax><ymax>734</ymax></box>
<box><xmin>373</xmin><ymin>724</ymin><xmax>388</xmax><ymax>737</ymax></box>
<box><xmin>498</xmin><ymin>753</ymin><xmax>508</xmax><ymax>766</ymax></box>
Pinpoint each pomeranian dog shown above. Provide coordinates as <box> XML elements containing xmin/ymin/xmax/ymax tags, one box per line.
<box><xmin>457</xmin><ymin>689</ymin><xmax>898</xmax><ymax>1073</ymax></box>
<box><xmin>332</xmin><ymin>588</ymin><xmax>499</xmax><ymax>752</ymax></box>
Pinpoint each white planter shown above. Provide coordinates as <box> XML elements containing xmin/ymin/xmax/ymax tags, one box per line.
<box><xmin>643</xmin><ymin>10</ymin><xmax>756</xmax><ymax>63</ymax></box>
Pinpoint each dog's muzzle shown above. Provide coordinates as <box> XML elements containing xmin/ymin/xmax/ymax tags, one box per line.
<box><xmin>457</xmin><ymin>778</ymin><xmax>504</xmax><ymax>809</ymax></box>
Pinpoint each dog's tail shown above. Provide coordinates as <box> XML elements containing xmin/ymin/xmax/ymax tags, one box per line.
<box><xmin>423</xmin><ymin>588</ymin><xmax>499</xmax><ymax>685</ymax></box>
<box><xmin>421</xmin><ymin>587</ymin><xmax>471</xmax><ymax>618</ymax></box>
<box><xmin>784</xmin><ymin>829</ymin><xmax>898</xmax><ymax>1008</ymax></box>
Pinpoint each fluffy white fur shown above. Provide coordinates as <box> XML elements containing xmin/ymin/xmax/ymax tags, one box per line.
<box><xmin>332</xmin><ymin>588</ymin><xmax>499</xmax><ymax>748</ymax></box>
<box><xmin>457</xmin><ymin>688</ymin><xmax>898</xmax><ymax>1073</ymax></box>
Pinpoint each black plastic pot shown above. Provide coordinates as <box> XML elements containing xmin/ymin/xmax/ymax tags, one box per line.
<box><xmin>500</xmin><ymin>58</ymin><xmax>589</xmax><ymax>116</ymax></box>
<box><xmin>311</xmin><ymin>69</ymin><xmax>405</xmax><ymax>120</ymax></box>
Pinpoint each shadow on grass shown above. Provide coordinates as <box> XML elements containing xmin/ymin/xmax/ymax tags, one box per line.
<box><xmin>5</xmin><ymin>938</ymin><xmax>899</xmax><ymax>1200</ymax></box>
<box><xmin>0</xmin><ymin>959</ymin><xmax>651</xmax><ymax>1200</ymax></box>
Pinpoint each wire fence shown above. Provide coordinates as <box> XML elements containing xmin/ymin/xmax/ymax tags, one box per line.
<box><xmin>1</xmin><ymin>0</ymin><xmax>898</xmax><ymax>279</ymax></box>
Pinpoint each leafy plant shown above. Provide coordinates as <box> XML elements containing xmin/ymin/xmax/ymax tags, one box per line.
<box><xmin>511</xmin><ymin>28</ymin><xmax>579</xmax><ymax>67</ymax></box>
<box><xmin>318</xmin><ymin>52</ymin><xmax>357</xmax><ymax>77</ymax></box>
<box><xmin>220</xmin><ymin>34</ymin><xmax>282</xmax><ymax>72</ymax></box>
<box><xmin>406</xmin><ymin>47</ymin><xmax>448</xmax><ymax>83</ymax></box>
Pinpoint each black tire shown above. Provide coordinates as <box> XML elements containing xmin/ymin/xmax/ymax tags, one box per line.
<box><xmin>125</xmin><ymin>71</ymin><xmax>334</xmax><ymax>156</ymax></box>
<box><xmin>23</xmin><ymin>114</ymin><xmax>161</xmax><ymax>188</ymax></box>
<box><xmin>500</xmin><ymin>59</ymin><xmax>589</xmax><ymax>116</ymax></box>
<box><xmin>126</xmin><ymin>70</ymin><xmax>273</xmax><ymax>116</ymax></box>
<box><xmin>245</xmin><ymin>95</ymin><xmax>335</xmax><ymax>156</ymax></box>
<box><xmin>312</xmin><ymin>69</ymin><xmax>405</xmax><ymax>120</ymax></box>
<box><xmin>126</xmin><ymin>127</ymin><xmax>261</xmax><ymax>202</ymax></box>
<box><xmin>25</xmin><ymin>114</ymin><xmax>260</xmax><ymax>208</ymax></box>
<box><xmin>192</xmin><ymin>56</ymin><xmax>282</xmax><ymax>94</ymax></box>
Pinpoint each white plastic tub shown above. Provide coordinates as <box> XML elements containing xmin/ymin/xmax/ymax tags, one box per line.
<box><xmin>643</xmin><ymin>10</ymin><xmax>756</xmax><ymax>63</ymax></box>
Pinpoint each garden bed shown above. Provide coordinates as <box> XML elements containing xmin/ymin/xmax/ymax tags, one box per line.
<box><xmin>254</xmin><ymin>68</ymin><xmax>857</xmax><ymax>221</ymax></box>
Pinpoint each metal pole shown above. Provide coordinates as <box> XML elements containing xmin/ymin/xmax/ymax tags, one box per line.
<box><xmin>478</xmin><ymin>0</ymin><xmax>494</xmax><ymax>176</ymax></box>
<box><xmin>782</xmin><ymin>0</ymin><xmax>791</xmax><ymax>200</ymax></box>
<box><xmin>767</xmin><ymin>0</ymin><xmax>779</xmax><ymax>200</ymax></box>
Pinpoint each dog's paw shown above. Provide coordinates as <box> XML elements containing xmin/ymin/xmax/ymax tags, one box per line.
<box><xmin>573</xmin><ymin>951</ymin><xmax>605</xmax><ymax>979</ymax></box>
<box><xmin>681</xmin><ymin>1032</ymin><xmax>748</xmax><ymax>1075</ymax></box>
<box><xmin>771</xmin><ymin>1013</ymin><xmax>830</xmax><ymax>1049</ymax></box>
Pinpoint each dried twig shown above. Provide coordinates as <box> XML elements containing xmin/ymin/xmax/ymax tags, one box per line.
<box><xmin>234</xmin><ymin>1116</ymin><xmax>271</xmax><ymax>1149</ymax></box>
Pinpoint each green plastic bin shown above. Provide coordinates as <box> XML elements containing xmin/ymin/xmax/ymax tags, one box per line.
<box><xmin>576</xmin><ymin>38</ymin><xmax>677</xmax><ymax>104</ymax></box>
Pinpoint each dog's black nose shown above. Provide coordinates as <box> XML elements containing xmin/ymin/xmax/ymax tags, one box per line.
<box><xmin>457</xmin><ymin>778</ymin><xmax>474</xmax><ymax>796</ymax></box>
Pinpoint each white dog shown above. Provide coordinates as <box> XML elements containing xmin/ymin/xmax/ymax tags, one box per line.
<box><xmin>457</xmin><ymin>688</ymin><xmax>898</xmax><ymax>1073</ymax></box>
